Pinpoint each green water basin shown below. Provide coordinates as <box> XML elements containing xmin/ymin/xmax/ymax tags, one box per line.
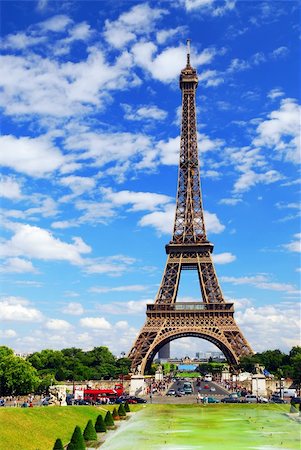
<box><xmin>100</xmin><ymin>404</ymin><xmax>300</xmax><ymax>450</ymax></box>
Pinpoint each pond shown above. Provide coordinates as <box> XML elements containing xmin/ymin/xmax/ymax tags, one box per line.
<box><xmin>100</xmin><ymin>404</ymin><xmax>300</xmax><ymax>450</ymax></box>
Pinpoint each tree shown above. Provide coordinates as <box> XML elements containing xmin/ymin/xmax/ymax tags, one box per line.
<box><xmin>104</xmin><ymin>410</ymin><xmax>115</xmax><ymax>427</ymax></box>
<box><xmin>83</xmin><ymin>420</ymin><xmax>97</xmax><ymax>441</ymax></box>
<box><xmin>95</xmin><ymin>414</ymin><xmax>107</xmax><ymax>432</ymax></box>
<box><xmin>118</xmin><ymin>403</ymin><xmax>126</xmax><ymax>417</ymax></box>
<box><xmin>0</xmin><ymin>354</ymin><xmax>39</xmax><ymax>396</ymax></box>
<box><xmin>112</xmin><ymin>407</ymin><xmax>119</xmax><ymax>420</ymax></box>
<box><xmin>67</xmin><ymin>426</ymin><xmax>85</xmax><ymax>450</ymax></box>
<box><xmin>124</xmin><ymin>401</ymin><xmax>130</xmax><ymax>413</ymax></box>
<box><xmin>53</xmin><ymin>438</ymin><xmax>64</xmax><ymax>449</ymax></box>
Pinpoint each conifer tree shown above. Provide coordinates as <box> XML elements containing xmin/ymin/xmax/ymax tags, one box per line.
<box><xmin>95</xmin><ymin>414</ymin><xmax>107</xmax><ymax>432</ymax></box>
<box><xmin>53</xmin><ymin>438</ymin><xmax>64</xmax><ymax>450</ymax></box>
<box><xmin>83</xmin><ymin>419</ymin><xmax>97</xmax><ymax>441</ymax></box>
<box><xmin>118</xmin><ymin>403</ymin><xmax>126</xmax><ymax>417</ymax></box>
<box><xmin>124</xmin><ymin>401</ymin><xmax>130</xmax><ymax>412</ymax></box>
<box><xmin>112</xmin><ymin>407</ymin><xmax>119</xmax><ymax>420</ymax></box>
<box><xmin>104</xmin><ymin>410</ymin><xmax>115</xmax><ymax>427</ymax></box>
<box><xmin>67</xmin><ymin>425</ymin><xmax>85</xmax><ymax>450</ymax></box>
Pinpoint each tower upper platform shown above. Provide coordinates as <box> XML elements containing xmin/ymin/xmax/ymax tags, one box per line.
<box><xmin>180</xmin><ymin>39</ymin><xmax>198</xmax><ymax>89</ymax></box>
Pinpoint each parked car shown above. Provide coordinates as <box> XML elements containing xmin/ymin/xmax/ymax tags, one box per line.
<box><xmin>175</xmin><ymin>391</ymin><xmax>183</xmax><ymax>397</ymax></box>
<box><xmin>167</xmin><ymin>389</ymin><xmax>176</xmax><ymax>396</ymax></box>
<box><xmin>0</xmin><ymin>400</ymin><xmax>5</xmax><ymax>407</ymax></box>
<box><xmin>207</xmin><ymin>397</ymin><xmax>220</xmax><ymax>403</ymax></box>
<box><xmin>221</xmin><ymin>397</ymin><xmax>241</xmax><ymax>403</ymax></box>
<box><xmin>74</xmin><ymin>399</ymin><xmax>90</xmax><ymax>405</ymax></box>
<box><xmin>210</xmin><ymin>387</ymin><xmax>216</xmax><ymax>392</ymax></box>
<box><xmin>129</xmin><ymin>396</ymin><xmax>147</xmax><ymax>403</ymax></box>
<box><xmin>203</xmin><ymin>385</ymin><xmax>210</xmax><ymax>389</ymax></box>
<box><xmin>270</xmin><ymin>397</ymin><xmax>287</xmax><ymax>404</ymax></box>
<box><xmin>178</xmin><ymin>389</ymin><xmax>186</xmax><ymax>395</ymax></box>
<box><xmin>244</xmin><ymin>395</ymin><xmax>258</xmax><ymax>403</ymax></box>
<box><xmin>290</xmin><ymin>397</ymin><xmax>301</xmax><ymax>404</ymax></box>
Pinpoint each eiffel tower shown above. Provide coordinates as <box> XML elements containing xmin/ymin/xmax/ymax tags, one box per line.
<box><xmin>128</xmin><ymin>41</ymin><xmax>253</xmax><ymax>374</ymax></box>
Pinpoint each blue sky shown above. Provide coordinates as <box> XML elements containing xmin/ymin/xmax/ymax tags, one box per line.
<box><xmin>0</xmin><ymin>0</ymin><xmax>300</xmax><ymax>358</ymax></box>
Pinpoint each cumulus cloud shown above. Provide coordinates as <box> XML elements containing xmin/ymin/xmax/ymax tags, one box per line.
<box><xmin>0</xmin><ymin>329</ymin><xmax>17</xmax><ymax>338</ymax></box>
<box><xmin>139</xmin><ymin>205</ymin><xmax>225</xmax><ymax>235</ymax></box>
<box><xmin>101</xmin><ymin>187</ymin><xmax>172</xmax><ymax>212</ymax></box>
<box><xmin>0</xmin><ymin>135</ymin><xmax>65</xmax><ymax>177</ymax></box>
<box><xmin>122</xmin><ymin>103</ymin><xmax>168</xmax><ymax>121</ymax></box>
<box><xmin>0</xmin><ymin>176</ymin><xmax>23</xmax><ymax>200</ymax></box>
<box><xmin>45</xmin><ymin>319</ymin><xmax>72</xmax><ymax>331</ymax></box>
<box><xmin>0</xmin><ymin>296</ymin><xmax>43</xmax><ymax>321</ymax></box>
<box><xmin>90</xmin><ymin>285</ymin><xmax>146</xmax><ymax>294</ymax></box>
<box><xmin>253</xmin><ymin>98</ymin><xmax>300</xmax><ymax>164</ymax></box>
<box><xmin>132</xmin><ymin>42</ymin><xmax>216</xmax><ymax>82</ymax></box>
<box><xmin>62</xmin><ymin>302</ymin><xmax>84</xmax><ymax>315</ymax></box>
<box><xmin>0</xmin><ymin>257</ymin><xmax>37</xmax><ymax>274</ymax></box>
<box><xmin>80</xmin><ymin>317</ymin><xmax>112</xmax><ymax>329</ymax></box>
<box><xmin>103</xmin><ymin>3</ymin><xmax>167</xmax><ymax>49</ymax></box>
<box><xmin>212</xmin><ymin>252</ymin><xmax>236</xmax><ymax>264</ymax></box>
<box><xmin>283</xmin><ymin>233</ymin><xmax>301</xmax><ymax>253</ymax></box>
<box><xmin>221</xmin><ymin>274</ymin><xmax>299</xmax><ymax>294</ymax></box>
<box><xmin>97</xmin><ymin>299</ymin><xmax>150</xmax><ymax>315</ymax></box>
<box><xmin>0</xmin><ymin>223</ymin><xmax>91</xmax><ymax>265</ymax></box>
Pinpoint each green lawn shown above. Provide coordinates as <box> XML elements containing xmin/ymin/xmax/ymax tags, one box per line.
<box><xmin>0</xmin><ymin>405</ymin><xmax>139</xmax><ymax>450</ymax></box>
<box><xmin>0</xmin><ymin>404</ymin><xmax>300</xmax><ymax>450</ymax></box>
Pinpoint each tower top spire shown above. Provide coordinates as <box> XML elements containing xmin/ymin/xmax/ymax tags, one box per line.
<box><xmin>186</xmin><ymin>39</ymin><xmax>191</xmax><ymax>67</ymax></box>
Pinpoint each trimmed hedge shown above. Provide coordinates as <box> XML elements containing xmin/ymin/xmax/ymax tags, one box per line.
<box><xmin>83</xmin><ymin>419</ymin><xmax>97</xmax><ymax>441</ymax></box>
<box><xmin>104</xmin><ymin>410</ymin><xmax>115</xmax><ymax>427</ymax></box>
<box><xmin>53</xmin><ymin>438</ymin><xmax>64</xmax><ymax>450</ymax></box>
<box><xmin>95</xmin><ymin>414</ymin><xmax>107</xmax><ymax>433</ymax></box>
<box><xmin>67</xmin><ymin>425</ymin><xmax>85</xmax><ymax>450</ymax></box>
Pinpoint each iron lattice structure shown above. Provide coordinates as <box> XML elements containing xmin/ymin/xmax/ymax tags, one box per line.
<box><xmin>128</xmin><ymin>43</ymin><xmax>253</xmax><ymax>374</ymax></box>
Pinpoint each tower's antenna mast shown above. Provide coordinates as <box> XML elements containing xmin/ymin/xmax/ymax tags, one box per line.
<box><xmin>186</xmin><ymin>39</ymin><xmax>191</xmax><ymax>67</ymax></box>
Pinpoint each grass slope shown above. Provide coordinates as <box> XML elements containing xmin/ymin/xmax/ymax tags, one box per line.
<box><xmin>0</xmin><ymin>406</ymin><xmax>117</xmax><ymax>450</ymax></box>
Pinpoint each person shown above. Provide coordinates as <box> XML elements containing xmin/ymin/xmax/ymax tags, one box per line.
<box><xmin>197</xmin><ymin>392</ymin><xmax>202</xmax><ymax>404</ymax></box>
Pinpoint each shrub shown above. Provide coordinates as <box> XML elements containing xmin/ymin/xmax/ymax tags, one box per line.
<box><xmin>95</xmin><ymin>414</ymin><xmax>107</xmax><ymax>433</ymax></box>
<box><xmin>124</xmin><ymin>401</ymin><xmax>130</xmax><ymax>412</ymax></box>
<box><xmin>112</xmin><ymin>407</ymin><xmax>120</xmax><ymax>420</ymax></box>
<box><xmin>104</xmin><ymin>410</ymin><xmax>115</xmax><ymax>427</ymax></box>
<box><xmin>118</xmin><ymin>403</ymin><xmax>126</xmax><ymax>417</ymax></box>
<box><xmin>83</xmin><ymin>419</ymin><xmax>97</xmax><ymax>441</ymax></box>
<box><xmin>53</xmin><ymin>438</ymin><xmax>64</xmax><ymax>450</ymax></box>
<box><xmin>67</xmin><ymin>425</ymin><xmax>85</xmax><ymax>450</ymax></box>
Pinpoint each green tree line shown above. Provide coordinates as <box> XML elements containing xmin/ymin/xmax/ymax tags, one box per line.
<box><xmin>0</xmin><ymin>345</ymin><xmax>131</xmax><ymax>396</ymax></box>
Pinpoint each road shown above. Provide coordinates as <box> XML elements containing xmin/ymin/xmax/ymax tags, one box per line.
<box><xmin>149</xmin><ymin>379</ymin><xmax>229</xmax><ymax>404</ymax></box>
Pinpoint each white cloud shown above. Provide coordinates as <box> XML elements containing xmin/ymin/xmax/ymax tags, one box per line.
<box><xmin>270</xmin><ymin>46</ymin><xmax>289</xmax><ymax>59</ymax></box>
<box><xmin>212</xmin><ymin>252</ymin><xmax>236</xmax><ymax>264</ymax></box>
<box><xmin>90</xmin><ymin>285</ymin><xmax>146</xmax><ymax>294</ymax></box>
<box><xmin>62</xmin><ymin>302</ymin><xmax>84</xmax><ymax>315</ymax></box>
<box><xmin>60</xmin><ymin>175</ymin><xmax>96</xmax><ymax>199</ymax></box>
<box><xmin>253</xmin><ymin>98</ymin><xmax>300</xmax><ymax>164</ymax></box>
<box><xmin>268</xmin><ymin>88</ymin><xmax>284</xmax><ymax>100</ymax></box>
<box><xmin>46</xmin><ymin>319</ymin><xmax>72</xmax><ymax>331</ymax></box>
<box><xmin>80</xmin><ymin>317</ymin><xmax>112</xmax><ymax>330</ymax></box>
<box><xmin>0</xmin><ymin>47</ymin><xmax>139</xmax><ymax>120</ymax></box>
<box><xmin>157</xmin><ymin>136</ymin><xmax>180</xmax><ymax>165</ymax></box>
<box><xmin>204</xmin><ymin>211</ymin><xmax>225</xmax><ymax>234</ymax></box>
<box><xmin>236</xmin><ymin>301</ymin><xmax>300</xmax><ymax>352</ymax></box>
<box><xmin>0</xmin><ymin>223</ymin><xmax>91</xmax><ymax>265</ymax></box>
<box><xmin>0</xmin><ymin>329</ymin><xmax>17</xmax><ymax>338</ymax></box>
<box><xmin>283</xmin><ymin>233</ymin><xmax>301</xmax><ymax>253</ymax></box>
<box><xmin>219</xmin><ymin>198</ymin><xmax>242</xmax><ymax>206</ymax></box>
<box><xmin>132</xmin><ymin>43</ymin><xmax>216</xmax><ymax>82</ymax></box>
<box><xmin>0</xmin><ymin>296</ymin><xmax>43</xmax><ymax>321</ymax></box>
<box><xmin>103</xmin><ymin>3</ymin><xmax>167</xmax><ymax>49</ymax></box>
<box><xmin>101</xmin><ymin>187</ymin><xmax>172</xmax><ymax>212</ymax></box>
<box><xmin>39</xmin><ymin>15</ymin><xmax>73</xmax><ymax>32</ymax></box>
<box><xmin>156</xmin><ymin>27</ymin><xmax>186</xmax><ymax>44</ymax></box>
<box><xmin>0</xmin><ymin>257</ymin><xmax>36</xmax><ymax>274</ymax></box>
<box><xmin>84</xmin><ymin>255</ymin><xmax>136</xmax><ymax>276</ymax></box>
<box><xmin>0</xmin><ymin>176</ymin><xmax>23</xmax><ymax>200</ymax></box>
<box><xmin>122</xmin><ymin>104</ymin><xmax>168</xmax><ymax>121</ymax></box>
<box><xmin>0</xmin><ymin>135</ymin><xmax>64</xmax><ymax>177</ymax></box>
<box><xmin>198</xmin><ymin>69</ymin><xmax>224</xmax><ymax>87</ymax></box>
<box><xmin>139</xmin><ymin>205</ymin><xmax>225</xmax><ymax>235</ymax></box>
<box><xmin>221</xmin><ymin>274</ymin><xmax>299</xmax><ymax>294</ymax></box>
<box><xmin>98</xmin><ymin>299</ymin><xmax>150</xmax><ymax>315</ymax></box>
<box><xmin>233</xmin><ymin>169</ymin><xmax>283</xmax><ymax>193</ymax></box>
